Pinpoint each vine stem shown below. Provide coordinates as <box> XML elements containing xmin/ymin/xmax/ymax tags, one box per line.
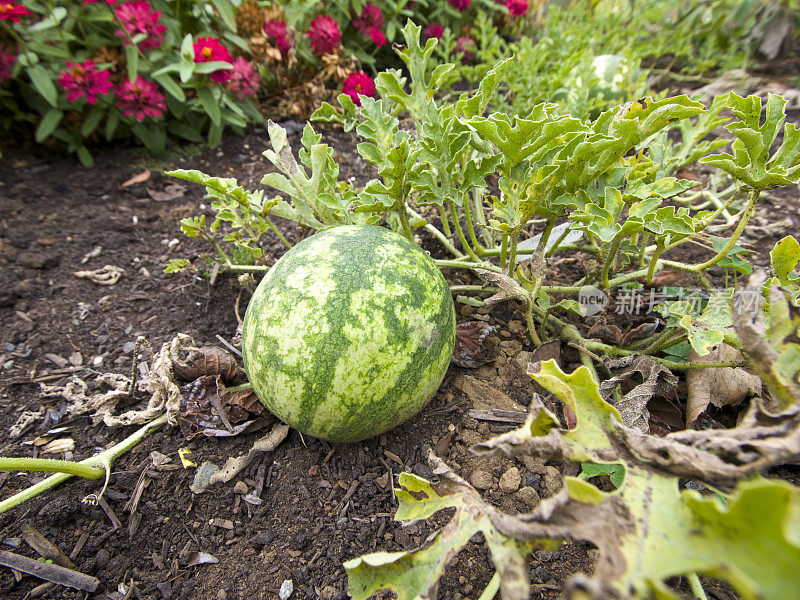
<box><xmin>687</xmin><ymin>573</ymin><xmax>709</xmax><ymax>600</ymax></box>
<box><xmin>0</xmin><ymin>414</ymin><xmax>168</xmax><ymax>516</ymax></box>
<box><xmin>0</xmin><ymin>458</ymin><xmax>103</xmax><ymax>479</ymax></box>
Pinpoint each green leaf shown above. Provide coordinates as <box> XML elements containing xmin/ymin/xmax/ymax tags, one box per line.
<box><xmin>701</xmin><ymin>93</ymin><xmax>800</xmax><ymax>189</ymax></box>
<box><xmin>35</xmin><ymin>108</ymin><xmax>63</xmax><ymax>143</ymax></box>
<box><xmin>197</xmin><ymin>87</ymin><xmax>221</xmax><ymax>127</ymax></box>
<box><xmin>28</xmin><ymin>66</ymin><xmax>58</xmax><ymax>107</ymax></box>
<box><xmin>210</xmin><ymin>0</ymin><xmax>237</xmax><ymax>31</ymax></box>
<box><xmin>345</xmin><ymin>467</ymin><xmax>535</xmax><ymax>600</ymax></box>
<box><xmin>581</xmin><ymin>462</ymin><xmax>625</xmax><ymax>488</ymax></box>
<box><xmin>153</xmin><ymin>74</ymin><xmax>185</xmax><ymax>102</ymax></box>
<box><xmin>194</xmin><ymin>61</ymin><xmax>233</xmax><ymax>76</ymax></box>
<box><xmin>164</xmin><ymin>258</ymin><xmax>191</xmax><ymax>274</ymax></box>
<box><xmin>105</xmin><ymin>110</ymin><xmax>120</xmax><ymax>141</ymax></box>
<box><xmin>125</xmin><ymin>44</ymin><xmax>139</xmax><ymax>83</ymax></box>
<box><xmin>167</xmin><ymin>121</ymin><xmax>203</xmax><ymax>142</ymax></box>
<box><xmin>80</xmin><ymin>107</ymin><xmax>104</xmax><ymax>138</ymax></box>
<box><xmin>28</xmin><ymin>7</ymin><xmax>67</xmax><ymax>31</ymax></box>
<box><xmin>771</xmin><ymin>236</ymin><xmax>800</xmax><ymax>285</ymax></box>
<box><xmin>76</xmin><ymin>145</ymin><xmax>94</xmax><ymax>167</ymax></box>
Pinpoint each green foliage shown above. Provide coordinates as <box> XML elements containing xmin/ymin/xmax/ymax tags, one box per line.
<box><xmin>348</xmin><ymin>361</ymin><xmax>800</xmax><ymax>599</ymax></box>
<box><xmin>171</xmin><ymin>21</ymin><xmax>800</xmax><ymax>370</ymax></box>
<box><xmin>0</xmin><ymin>0</ymin><xmax>261</xmax><ymax>164</ymax></box>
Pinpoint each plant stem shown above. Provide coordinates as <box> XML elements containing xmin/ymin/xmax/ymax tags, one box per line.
<box><xmin>463</xmin><ymin>191</ymin><xmax>485</xmax><ymax>255</ymax></box>
<box><xmin>407</xmin><ymin>206</ymin><xmax>464</xmax><ymax>259</ymax></box>
<box><xmin>0</xmin><ymin>414</ymin><xmax>168</xmax><ymax>516</ymax></box>
<box><xmin>0</xmin><ymin>458</ymin><xmax>104</xmax><ymax>479</ymax></box>
<box><xmin>447</xmin><ymin>197</ymin><xmax>481</xmax><ymax>262</ymax></box>
<box><xmin>398</xmin><ymin>204</ymin><xmax>413</xmax><ymax>240</ymax></box>
<box><xmin>601</xmin><ymin>236</ymin><xmax>622</xmax><ymax>290</ymax></box>
<box><xmin>688</xmin><ymin>188</ymin><xmax>759</xmax><ymax>272</ymax></box>
<box><xmin>687</xmin><ymin>573</ymin><xmax>709</xmax><ymax>600</ymax></box>
<box><xmin>223</xmin><ymin>262</ymin><xmax>270</xmax><ymax>272</ymax></box>
<box><xmin>265</xmin><ymin>216</ymin><xmax>292</xmax><ymax>248</ymax></box>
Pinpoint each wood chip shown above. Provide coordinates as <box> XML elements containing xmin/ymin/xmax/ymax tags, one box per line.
<box><xmin>20</xmin><ymin>523</ymin><xmax>78</xmax><ymax>569</ymax></box>
<box><xmin>467</xmin><ymin>409</ymin><xmax>529</xmax><ymax>424</ymax></box>
<box><xmin>0</xmin><ymin>550</ymin><xmax>99</xmax><ymax>592</ymax></box>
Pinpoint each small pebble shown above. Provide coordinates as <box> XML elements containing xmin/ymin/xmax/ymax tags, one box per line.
<box><xmin>499</xmin><ymin>467</ymin><xmax>521</xmax><ymax>494</ymax></box>
<box><xmin>233</xmin><ymin>481</ymin><xmax>248</xmax><ymax>495</ymax></box>
<box><xmin>470</xmin><ymin>469</ymin><xmax>493</xmax><ymax>490</ymax></box>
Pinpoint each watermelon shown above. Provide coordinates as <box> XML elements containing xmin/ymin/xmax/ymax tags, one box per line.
<box><xmin>241</xmin><ymin>224</ymin><xmax>456</xmax><ymax>443</ymax></box>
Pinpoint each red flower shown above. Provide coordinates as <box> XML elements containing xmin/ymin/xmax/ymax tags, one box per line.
<box><xmin>454</xmin><ymin>36</ymin><xmax>475</xmax><ymax>63</ymax></box>
<box><xmin>226</xmin><ymin>57</ymin><xmax>260</xmax><ymax>100</ymax></box>
<box><xmin>57</xmin><ymin>60</ymin><xmax>113</xmax><ymax>104</ymax></box>
<box><xmin>368</xmin><ymin>26</ymin><xmax>386</xmax><ymax>48</ymax></box>
<box><xmin>423</xmin><ymin>22</ymin><xmax>444</xmax><ymax>40</ymax></box>
<box><xmin>341</xmin><ymin>71</ymin><xmax>375</xmax><ymax>107</ymax></box>
<box><xmin>193</xmin><ymin>36</ymin><xmax>233</xmax><ymax>82</ymax></box>
<box><xmin>307</xmin><ymin>15</ymin><xmax>341</xmax><ymax>55</ymax></box>
<box><xmin>0</xmin><ymin>2</ymin><xmax>31</xmax><ymax>22</ymax></box>
<box><xmin>447</xmin><ymin>0</ymin><xmax>470</xmax><ymax>11</ymax></box>
<box><xmin>351</xmin><ymin>2</ymin><xmax>382</xmax><ymax>35</ymax></box>
<box><xmin>264</xmin><ymin>19</ymin><xmax>292</xmax><ymax>56</ymax></box>
<box><xmin>114</xmin><ymin>1</ymin><xmax>166</xmax><ymax>51</ymax></box>
<box><xmin>0</xmin><ymin>49</ymin><xmax>16</xmax><ymax>81</ymax></box>
<box><xmin>505</xmin><ymin>0</ymin><xmax>528</xmax><ymax>17</ymax></box>
<box><xmin>114</xmin><ymin>75</ymin><xmax>165</xmax><ymax>121</ymax></box>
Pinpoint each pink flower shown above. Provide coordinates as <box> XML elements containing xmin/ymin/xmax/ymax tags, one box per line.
<box><xmin>193</xmin><ymin>36</ymin><xmax>233</xmax><ymax>82</ymax></box>
<box><xmin>505</xmin><ymin>0</ymin><xmax>528</xmax><ymax>17</ymax></box>
<box><xmin>341</xmin><ymin>71</ymin><xmax>375</xmax><ymax>107</ymax></box>
<box><xmin>0</xmin><ymin>2</ymin><xmax>31</xmax><ymax>22</ymax></box>
<box><xmin>57</xmin><ymin>60</ymin><xmax>113</xmax><ymax>104</ymax></box>
<box><xmin>114</xmin><ymin>75</ymin><xmax>165</xmax><ymax>121</ymax></box>
<box><xmin>226</xmin><ymin>57</ymin><xmax>260</xmax><ymax>100</ymax></box>
<box><xmin>352</xmin><ymin>2</ymin><xmax>382</xmax><ymax>35</ymax></box>
<box><xmin>307</xmin><ymin>15</ymin><xmax>341</xmax><ymax>55</ymax></box>
<box><xmin>368</xmin><ymin>26</ymin><xmax>386</xmax><ymax>48</ymax></box>
<box><xmin>0</xmin><ymin>50</ymin><xmax>16</xmax><ymax>82</ymax></box>
<box><xmin>454</xmin><ymin>36</ymin><xmax>475</xmax><ymax>63</ymax></box>
<box><xmin>114</xmin><ymin>1</ymin><xmax>166</xmax><ymax>51</ymax></box>
<box><xmin>423</xmin><ymin>22</ymin><xmax>444</xmax><ymax>39</ymax></box>
<box><xmin>264</xmin><ymin>19</ymin><xmax>292</xmax><ymax>56</ymax></box>
<box><xmin>447</xmin><ymin>0</ymin><xmax>470</xmax><ymax>11</ymax></box>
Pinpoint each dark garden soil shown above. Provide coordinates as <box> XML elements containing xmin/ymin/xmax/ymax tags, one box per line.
<box><xmin>0</xmin><ymin>111</ymin><xmax>798</xmax><ymax>600</ymax></box>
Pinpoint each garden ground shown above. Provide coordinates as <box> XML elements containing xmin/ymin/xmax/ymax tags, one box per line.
<box><xmin>0</xmin><ymin>94</ymin><xmax>798</xmax><ymax>599</ymax></box>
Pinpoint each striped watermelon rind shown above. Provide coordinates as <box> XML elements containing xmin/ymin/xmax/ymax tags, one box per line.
<box><xmin>241</xmin><ymin>225</ymin><xmax>456</xmax><ymax>442</ymax></box>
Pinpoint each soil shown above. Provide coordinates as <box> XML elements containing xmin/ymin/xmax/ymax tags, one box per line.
<box><xmin>0</xmin><ymin>110</ymin><xmax>798</xmax><ymax>600</ymax></box>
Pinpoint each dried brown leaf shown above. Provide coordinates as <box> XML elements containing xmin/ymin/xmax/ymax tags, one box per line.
<box><xmin>172</xmin><ymin>345</ymin><xmax>239</xmax><ymax>384</ymax></box>
<box><xmin>120</xmin><ymin>169</ymin><xmax>151</xmax><ymax>188</ymax></box>
<box><xmin>685</xmin><ymin>344</ymin><xmax>762</xmax><ymax>426</ymax></box>
<box><xmin>452</xmin><ymin>321</ymin><xmax>498</xmax><ymax>368</ymax></box>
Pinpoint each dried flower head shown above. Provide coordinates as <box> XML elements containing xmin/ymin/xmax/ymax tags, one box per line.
<box><xmin>341</xmin><ymin>71</ymin><xmax>375</xmax><ymax>106</ymax></box>
<box><xmin>307</xmin><ymin>15</ymin><xmax>341</xmax><ymax>55</ymax></box>
<box><xmin>235</xmin><ymin>0</ymin><xmax>265</xmax><ymax>36</ymax></box>
<box><xmin>57</xmin><ymin>60</ymin><xmax>113</xmax><ymax>104</ymax></box>
<box><xmin>114</xmin><ymin>75</ymin><xmax>165</xmax><ymax>121</ymax></box>
<box><xmin>114</xmin><ymin>0</ymin><xmax>166</xmax><ymax>51</ymax></box>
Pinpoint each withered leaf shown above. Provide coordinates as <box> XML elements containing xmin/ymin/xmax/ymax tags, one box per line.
<box><xmin>686</xmin><ymin>344</ymin><xmax>762</xmax><ymax>426</ymax></box>
<box><xmin>452</xmin><ymin>321</ymin><xmax>499</xmax><ymax>368</ymax></box>
<box><xmin>586</xmin><ymin>322</ymin><xmax>623</xmax><ymax>344</ymax></box>
<box><xmin>172</xmin><ymin>345</ymin><xmax>239</xmax><ymax>384</ymax></box>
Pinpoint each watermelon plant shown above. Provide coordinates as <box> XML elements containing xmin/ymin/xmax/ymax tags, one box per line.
<box><xmin>241</xmin><ymin>225</ymin><xmax>456</xmax><ymax>442</ymax></box>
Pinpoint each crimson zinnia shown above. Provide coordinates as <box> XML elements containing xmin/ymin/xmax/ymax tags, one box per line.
<box><xmin>57</xmin><ymin>60</ymin><xmax>113</xmax><ymax>104</ymax></box>
<box><xmin>351</xmin><ymin>2</ymin><xmax>382</xmax><ymax>35</ymax></box>
<box><xmin>193</xmin><ymin>36</ymin><xmax>233</xmax><ymax>82</ymax></box>
<box><xmin>263</xmin><ymin>19</ymin><xmax>292</xmax><ymax>56</ymax></box>
<box><xmin>447</xmin><ymin>0</ymin><xmax>470</xmax><ymax>11</ymax></box>
<box><xmin>226</xmin><ymin>57</ymin><xmax>260</xmax><ymax>100</ymax></box>
<box><xmin>0</xmin><ymin>2</ymin><xmax>31</xmax><ymax>22</ymax></box>
<box><xmin>369</xmin><ymin>26</ymin><xmax>386</xmax><ymax>48</ymax></box>
<box><xmin>341</xmin><ymin>71</ymin><xmax>375</xmax><ymax>107</ymax></box>
<box><xmin>505</xmin><ymin>0</ymin><xmax>528</xmax><ymax>17</ymax></box>
<box><xmin>307</xmin><ymin>15</ymin><xmax>341</xmax><ymax>54</ymax></box>
<box><xmin>0</xmin><ymin>50</ymin><xmax>16</xmax><ymax>82</ymax></box>
<box><xmin>454</xmin><ymin>36</ymin><xmax>475</xmax><ymax>63</ymax></box>
<box><xmin>114</xmin><ymin>1</ymin><xmax>166</xmax><ymax>51</ymax></box>
<box><xmin>115</xmin><ymin>75</ymin><xmax>165</xmax><ymax>121</ymax></box>
<box><xmin>423</xmin><ymin>22</ymin><xmax>444</xmax><ymax>40</ymax></box>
